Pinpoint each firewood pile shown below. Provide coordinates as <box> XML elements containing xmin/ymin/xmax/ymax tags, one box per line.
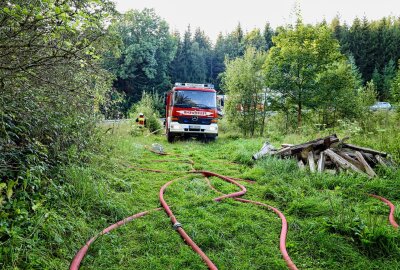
<box><xmin>252</xmin><ymin>134</ymin><xmax>392</xmax><ymax>177</ymax></box>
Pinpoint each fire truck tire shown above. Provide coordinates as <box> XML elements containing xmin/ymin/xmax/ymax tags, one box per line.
<box><xmin>167</xmin><ymin>131</ymin><xmax>175</xmax><ymax>143</ymax></box>
<box><xmin>204</xmin><ymin>135</ymin><xmax>217</xmax><ymax>143</ymax></box>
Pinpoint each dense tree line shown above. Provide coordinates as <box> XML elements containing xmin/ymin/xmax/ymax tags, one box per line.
<box><xmin>106</xmin><ymin>10</ymin><xmax>400</xmax><ymax>116</ymax></box>
<box><xmin>103</xmin><ymin>9</ymin><xmax>176</xmax><ymax>115</ymax></box>
<box><xmin>223</xmin><ymin>18</ymin><xmax>382</xmax><ymax>135</ymax></box>
<box><xmin>331</xmin><ymin>16</ymin><xmax>400</xmax><ymax>100</ymax></box>
<box><xmin>106</xmin><ymin>11</ymin><xmax>275</xmax><ymax>113</ymax></box>
<box><xmin>0</xmin><ymin>1</ymin><xmax>116</xmax><ymax>180</ymax></box>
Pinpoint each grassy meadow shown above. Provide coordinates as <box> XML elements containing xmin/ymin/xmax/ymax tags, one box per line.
<box><xmin>73</xmin><ymin>119</ymin><xmax>399</xmax><ymax>269</ymax></box>
<box><xmin>4</xmin><ymin>116</ymin><xmax>399</xmax><ymax>270</ymax></box>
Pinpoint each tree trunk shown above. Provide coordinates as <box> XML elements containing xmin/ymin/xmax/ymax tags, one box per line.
<box><xmin>297</xmin><ymin>101</ymin><xmax>302</xmax><ymax>129</ymax></box>
<box><xmin>285</xmin><ymin>109</ymin><xmax>289</xmax><ymax>133</ymax></box>
<box><xmin>260</xmin><ymin>91</ymin><xmax>268</xmax><ymax>136</ymax></box>
<box><xmin>250</xmin><ymin>88</ymin><xmax>257</xmax><ymax>137</ymax></box>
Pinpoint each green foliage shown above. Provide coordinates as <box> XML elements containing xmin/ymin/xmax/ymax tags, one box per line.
<box><xmin>390</xmin><ymin>60</ymin><xmax>400</xmax><ymax>103</ymax></box>
<box><xmin>357</xmin><ymin>81</ymin><xmax>378</xmax><ymax>109</ymax></box>
<box><xmin>222</xmin><ymin>47</ymin><xmax>267</xmax><ymax>136</ymax></box>
<box><xmin>315</xmin><ymin>59</ymin><xmax>362</xmax><ymax>126</ymax></box>
<box><xmin>243</xmin><ymin>28</ymin><xmax>266</xmax><ymax>51</ymax></box>
<box><xmin>170</xmin><ymin>27</ymin><xmax>212</xmax><ymax>84</ymax></box>
<box><xmin>382</xmin><ymin>59</ymin><xmax>396</xmax><ymax>100</ymax></box>
<box><xmin>332</xmin><ymin>16</ymin><xmax>400</xmax><ymax>93</ymax></box>
<box><xmin>168</xmin><ymin>22</ymin><xmax>276</xmax><ymax>91</ymax></box>
<box><xmin>264</xmin><ymin>20</ymin><xmax>345</xmax><ymax>127</ymax></box>
<box><xmin>99</xmin><ymin>88</ymin><xmax>127</xmax><ymax>119</ymax></box>
<box><xmin>0</xmin><ymin>0</ymin><xmax>115</xmax><ymax>185</ymax></box>
<box><xmin>107</xmin><ymin>9</ymin><xmax>177</xmax><ymax>112</ymax></box>
<box><xmin>0</xmin><ymin>0</ymin><xmax>117</xmax><ymax>267</ymax></box>
<box><xmin>263</xmin><ymin>22</ymin><xmax>275</xmax><ymax>51</ymax></box>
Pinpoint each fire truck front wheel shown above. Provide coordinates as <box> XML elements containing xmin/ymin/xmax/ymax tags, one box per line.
<box><xmin>205</xmin><ymin>134</ymin><xmax>217</xmax><ymax>142</ymax></box>
<box><xmin>167</xmin><ymin>131</ymin><xmax>175</xmax><ymax>143</ymax></box>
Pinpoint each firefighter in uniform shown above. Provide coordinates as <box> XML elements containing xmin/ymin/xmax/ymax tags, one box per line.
<box><xmin>135</xmin><ymin>113</ymin><xmax>146</xmax><ymax>128</ymax></box>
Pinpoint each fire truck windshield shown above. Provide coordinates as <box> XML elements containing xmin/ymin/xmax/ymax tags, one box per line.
<box><xmin>173</xmin><ymin>90</ymin><xmax>216</xmax><ymax>109</ymax></box>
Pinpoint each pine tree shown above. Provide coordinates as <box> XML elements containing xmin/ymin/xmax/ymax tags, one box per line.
<box><xmin>243</xmin><ymin>28</ymin><xmax>266</xmax><ymax>51</ymax></box>
<box><xmin>372</xmin><ymin>67</ymin><xmax>383</xmax><ymax>99</ymax></box>
<box><xmin>263</xmin><ymin>22</ymin><xmax>274</xmax><ymax>50</ymax></box>
<box><xmin>382</xmin><ymin>59</ymin><xmax>396</xmax><ymax>100</ymax></box>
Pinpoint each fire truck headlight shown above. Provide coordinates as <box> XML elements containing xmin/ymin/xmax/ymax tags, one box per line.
<box><xmin>170</xmin><ymin>124</ymin><xmax>181</xmax><ymax>130</ymax></box>
<box><xmin>209</xmin><ymin>126</ymin><xmax>218</xmax><ymax>131</ymax></box>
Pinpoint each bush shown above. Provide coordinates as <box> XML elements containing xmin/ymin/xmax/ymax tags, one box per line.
<box><xmin>0</xmin><ymin>1</ymin><xmax>115</xmax><ymax>267</ymax></box>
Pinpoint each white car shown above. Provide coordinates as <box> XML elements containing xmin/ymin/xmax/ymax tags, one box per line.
<box><xmin>369</xmin><ymin>102</ymin><xmax>392</xmax><ymax>111</ymax></box>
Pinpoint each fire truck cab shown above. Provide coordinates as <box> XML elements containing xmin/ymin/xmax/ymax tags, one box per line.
<box><xmin>165</xmin><ymin>83</ymin><xmax>218</xmax><ymax>142</ymax></box>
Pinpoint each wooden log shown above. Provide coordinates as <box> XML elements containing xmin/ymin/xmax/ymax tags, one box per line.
<box><xmin>330</xmin><ymin>136</ymin><xmax>350</xmax><ymax>149</ymax></box>
<box><xmin>337</xmin><ymin>151</ymin><xmax>365</xmax><ymax>172</ymax></box>
<box><xmin>375</xmin><ymin>155</ymin><xmax>388</xmax><ymax>167</ymax></box>
<box><xmin>317</xmin><ymin>152</ymin><xmax>325</xmax><ymax>172</ymax></box>
<box><xmin>272</xmin><ymin>146</ymin><xmax>291</xmax><ymax>156</ymax></box>
<box><xmin>342</xmin><ymin>143</ymin><xmax>387</xmax><ymax>157</ymax></box>
<box><xmin>346</xmin><ymin>151</ymin><xmax>377</xmax><ymax>166</ymax></box>
<box><xmin>298</xmin><ymin>160</ymin><xmax>305</xmax><ymax>171</ymax></box>
<box><xmin>308</xmin><ymin>151</ymin><xmax>316</xmax><ymax>173</ymax></box>
<box><xmin>324</xmin><ymin>149</ymin><xmax>367</xmax><ymax>176</ymax></box>
<box><xmin>252</xmin><ymin>142</ymin><xmax>276</xmax><ymax>160</ymax></box>
<box><xmin>300</xmin><ymin>145</ymin><xmax>313</xmax><ymax>160</ymax></box>
<box><xmin>355</xmin><ymin>151</ymin><xmax>376</xmax><ymax>178</ymax></box>
<box><xmin>281</xmin><ymin>143</ymin><xmax>294</xmax><ymax>148</ymax></box>
<box><xmin>289</xmin><ymin>134</ymin><xmax>339</xmax><ymax>155</ymax></box>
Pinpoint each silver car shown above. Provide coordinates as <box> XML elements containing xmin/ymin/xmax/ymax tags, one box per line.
<box><xmin>369</xmin><ymin>102</ymin><xmax>392</xmax><ymax>111</ymax></box>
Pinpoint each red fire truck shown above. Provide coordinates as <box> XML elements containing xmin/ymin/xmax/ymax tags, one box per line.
<box><xmin>165</xmin><ymin>83</ymin><xmax>218</xmax><ymax>142</ymax></box>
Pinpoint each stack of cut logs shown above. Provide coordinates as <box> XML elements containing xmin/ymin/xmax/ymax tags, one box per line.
<box><xmin>252</xmin><ymin>134</ymin><xmax>392</xmax><ymax>177</ymax></box>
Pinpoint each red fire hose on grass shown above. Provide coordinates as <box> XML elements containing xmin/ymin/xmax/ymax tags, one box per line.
<box><xmin>159</xmin><ymin>176</ymin><xmax>219</xmax><ymax>270</ymax></box>
<box><xmin>158</xmin><ymin>168</ymin><xmax>299</xmax><ymax>270</ymax></box>
<box><xmin>368</xmin><ymin>194</ymin><xmax>399</xmax><ymax>229</ymax></box>
<box><xmin>70</xmin><ymin>208</ymin><xmax>162</xmax><ymax>270</ymax></box>
<box><xmin>202</xmin><ymin>174</ymin><xmax>298</xmax><ymax>270</ymax></box>
<box><xmin>70</xmin><ymin>146</ymin><xmax>398</xmax><ymax>270</ymax></box>
<box><xmin>70</xmin><ymin>165</ymin><xmax>298</xmax><ymax>269</ymax></box>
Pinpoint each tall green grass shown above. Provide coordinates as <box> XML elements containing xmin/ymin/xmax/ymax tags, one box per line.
<box><xmin>2</xmin><ymin>118</ymin><xmax>399</xmax><ymax>269</ymax></box>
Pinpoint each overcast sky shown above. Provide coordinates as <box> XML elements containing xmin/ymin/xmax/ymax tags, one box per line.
<box><xmin>114</xmin><ymin>0</ymin><xmax>399</xmax><ymax>42</ymax></box>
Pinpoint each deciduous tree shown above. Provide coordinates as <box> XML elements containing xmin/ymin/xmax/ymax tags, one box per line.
<box><xmin>108</xmin><ymin>9</ymin><xmax>177</xmax><ymax>112</ymax></box>
<box><xmin>263</xmin><ymin>20</ymin><xmax>342</xmax><ymax>127</ymax></box>
<box><xmin>222</xmin><ymin>48</ymin><xmax>267</xmax><ymax>136</ymax></box>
